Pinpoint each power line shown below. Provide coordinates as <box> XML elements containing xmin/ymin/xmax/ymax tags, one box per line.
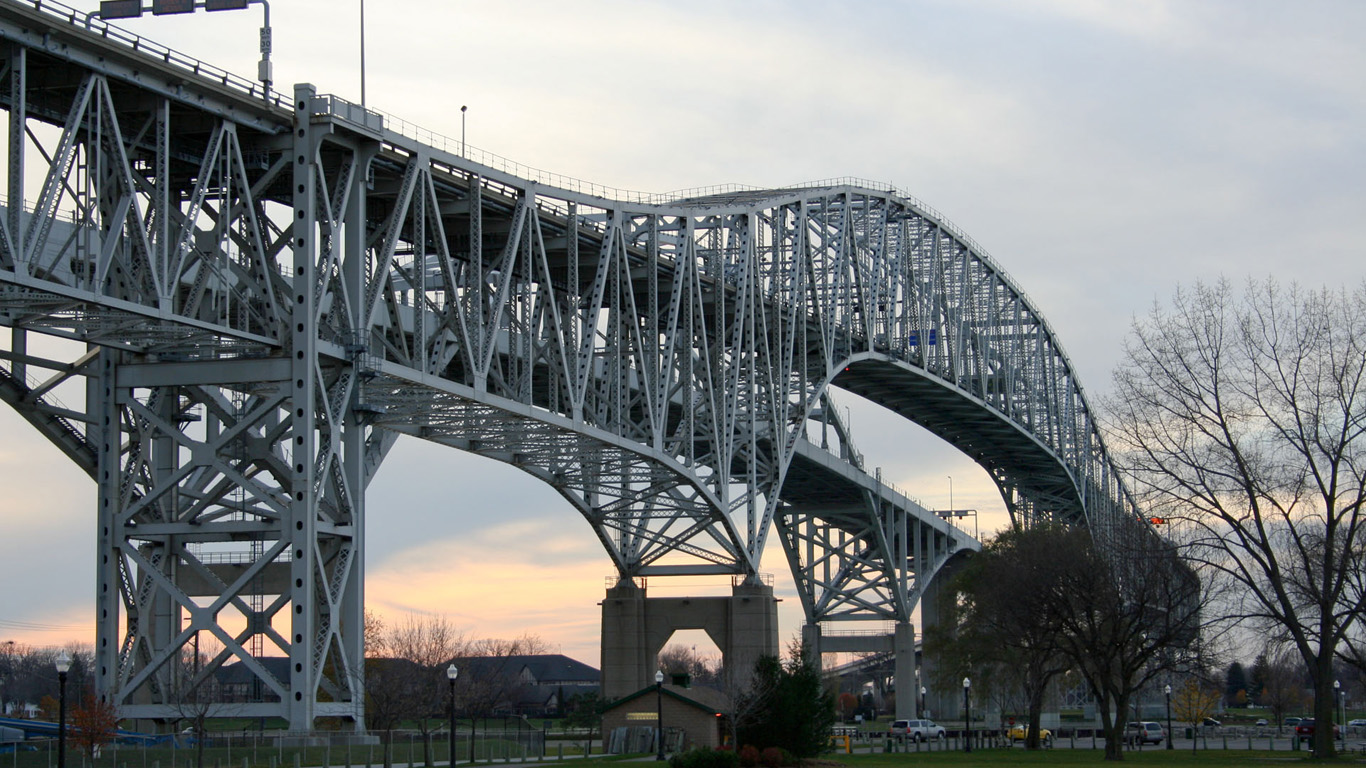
<box><xmin>0</xmin><ymin>618</ymin><xmax>86</xmax><ymax>632</ymax></box>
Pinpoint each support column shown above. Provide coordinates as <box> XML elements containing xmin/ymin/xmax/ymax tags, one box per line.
<box><xmin>339</xmin><ymin>140</ymin><xmax>377</xmax><ymax>733</ymax></box>
<box><xmin>600</xmin><ymin>580</ymin><xmax>648</xmax><ymax>701</ymax></box>
<box><xmin>288</xmin><ymin>83</ymin><xmax>322</xmax><ymax>730</ymax></box>
<box><xmin>92</xmin><ymin>349</ymin><xmax>118</xmax><ymax>704</ymax></box>
<box><xmin>801</xmin><ymin>623</ymin><xmax>822</xmax><ymax>671</ymax></box>
<box><xmin>919</xmin><ymin>575</ymin><xmax>944</xmax><ymax>719</ymax></box>
<box><xmin>894</xmin><ymin>621</ymin><xmax>916</xmax><ymax>720</ymax></box>
<box><xmin>726</xmin><ymin>581</ymin><xmax>779</xmax><ymax>688</ymax></box>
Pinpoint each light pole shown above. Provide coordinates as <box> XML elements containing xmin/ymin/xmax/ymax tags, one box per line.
<box><xmin>447</xmin><ymin>665</ymin><xmax>458</xmax><ymax>766</ymax></box>
<box><xmin>359</xmin><ymin>0</ymin><xmax>366</xmax><ymax>106</ymax></box>
<box><xmin>962</xmin><ymin>677</ymin><xmax>971</xmax><ymax>753</ymax></box>
<box><xmin>1336</xmin><ymin>679</ymin><xmax>1343</xmax><ymax>751</ymax></box>
<box><xmin>920</xmin><ymin>686</ymin><xmax>927</xmax><ymax>720</ymax></box>
<box><xmin>55</xmin><ymin>650</ymin><xmax>71</xmax><ymax>768</ymax></box>
<box><xmin>1164</xmin><ymin>684</ymin><xmax>1172</xmax><ymax>750</ymax></box>
<box><xmin>461</xmin><ymin>106</ymin><xmax>468</xmax><ymax>157</ymax></box>
<box><xmin>655</xmin><ymin>670</ymin><xmax>665</xmax><ymax>761</ymax></box>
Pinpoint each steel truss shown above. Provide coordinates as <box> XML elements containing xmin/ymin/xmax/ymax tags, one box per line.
<box><xmin>0</xmin><ymin>0</ymin><xmax>1148</xmax><ymax>731</ymax></box>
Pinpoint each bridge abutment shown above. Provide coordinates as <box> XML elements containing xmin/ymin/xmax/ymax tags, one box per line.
<box><xmin>808</xmin><ymin>622</ymin><xmax>920</xmax><ymax>720</ymax></box>
<box><xmin>599</xmin><ymin>580</ymin><xmax>778</xmax><ymax>700</ymax></box>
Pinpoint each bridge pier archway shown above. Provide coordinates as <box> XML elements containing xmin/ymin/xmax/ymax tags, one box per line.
<box><xmin>599</xmin><ymin>579</ymin><xmax>778</xmax><ymax>702</ymax></box>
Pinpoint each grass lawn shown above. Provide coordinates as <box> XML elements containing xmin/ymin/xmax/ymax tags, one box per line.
<box><xmin>823</xmin><ymin>750</ymin><xmax>1361</xmax><ymax>766</ymax></box>
<box><xmin>559</xmin><ymin>749</ymin><xmax>1363</xmax><ymax>767</ymax></box>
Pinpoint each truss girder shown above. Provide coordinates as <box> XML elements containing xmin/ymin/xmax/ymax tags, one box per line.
<box><xmin>0</xmin><ymin>1</ymin><xmax>1148</xmax><ymax>732</ymax></box>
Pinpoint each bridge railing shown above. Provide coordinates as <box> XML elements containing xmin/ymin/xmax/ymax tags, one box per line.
<box><xmin>28</xmin><ymin>0</ymin><xmax>288</xmax><ymax>108</ymax></box>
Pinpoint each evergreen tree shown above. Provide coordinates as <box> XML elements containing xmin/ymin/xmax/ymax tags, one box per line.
<box><xmin>1225</xmin><ymin>662</ymin><xmax>1248</xmax><ymax>707</ymax></box>
<box><xmin>735</xmin><ymin>643</ymin><xmax>835</xmax><ymax>757</ymax></box>
<box><xmin>1249</xmin><ymin>654</ymin><xmax>1270</xmax><ymax>706</ymax></box>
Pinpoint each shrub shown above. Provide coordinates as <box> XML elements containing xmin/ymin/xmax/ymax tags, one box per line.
<box><xmin>759</xmin><ymin>747</ymin><xmax>788</xmax><ymax>768</ymax></box>
<box><xmin>669</xmin><ymin>747</ymin><xmax>740</xmax><ymax>768</ymax></box>
<box><xmin>738</xmin><ymin>745</ymin><xmax>760</xmax><ymax>767</ymax></box>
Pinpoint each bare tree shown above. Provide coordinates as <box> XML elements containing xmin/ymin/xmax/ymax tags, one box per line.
<box><xmin>1106</xmin><ymin>279</ymin><xmax>1366</xmax><ymax>758</ymax></box>
<box><xmin>657</xmin><ymin>644</ymin><xmax>722</xmax><ymax>689</ymax></box>
<box><xmin>938</xmin><ymin>524</ymin><xmax>1074</xmax><ymax>750</ymax></box>
<box><xmin>1259</xmin><ymin>644</ymin><xmax>1308</xmax><ymax>733</ymax></box>
<box><xmin>168</xmin><ymin>641</ymin><xmax>223</xmax><ymax>768</ymax></box>
<box><xmin>457</xmin><ymin>634</ymin><xmax>552</xmax><ymax>720</ymax></box>
<box><xmin>367</xmin><ymin>614</ymin><xmax>465</xmax><ymax>768</ymax></box>
<box><xmin>1042</xmin><ymin>523</ymin><xmax>1202</xmax><ymax>761</ymax></box>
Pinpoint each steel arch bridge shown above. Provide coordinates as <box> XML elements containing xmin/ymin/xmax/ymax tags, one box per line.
<box><xmin>0</xmin><ymin>0</ymin><xmax>1145</xmax><ymax>731</ymax></box>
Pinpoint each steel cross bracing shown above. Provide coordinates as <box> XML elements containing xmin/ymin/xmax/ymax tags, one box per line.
<box><xmin>0</xmin><ymin>0</ymin><xmax>1148</xmax><ymax>731</ymax></box>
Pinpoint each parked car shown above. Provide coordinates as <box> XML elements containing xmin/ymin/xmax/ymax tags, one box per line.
<box><xmin>1125</xmin><ymin>721</ymin><xmax>1166</xmax><ymax>745</ymax></box>
<box><xmin>1254</xmin><ymin>718</ymin><xmax>1268</xmax><ymax>726</ymax></box>
<box><xmin>1284</xmin><ymin>716</ymin><xmax>1302</xmax><ymax>727</ymax></box>
<box><xmin>1349</xmin><ymin>719</ymin><xmax>1366</xmax><ymax>728</ymax></box>
<box><xmin>1008</xmin><ymin>724</ymin><xmax>1053</xmax><ymax>745</ymax></box>
<box><xmin>1202</xmin><ymin>717</ymin><xmax>1221</xmax><ymax>727</ymax></box>
<box><xmin>888</xmin><ymin>718</ymin><xmax>946</xmax><ymax>741</ymax></box>
<box><xmin>1294</xmin><ymin>718</ymin><xmax>1339</xmax><ymax>743</ymax></box>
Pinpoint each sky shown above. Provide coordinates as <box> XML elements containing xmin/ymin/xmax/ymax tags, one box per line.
<box><xmin>0</xmin><ymin>0</ymin><xmax>1363</xmax><ymax>669</ymax></box>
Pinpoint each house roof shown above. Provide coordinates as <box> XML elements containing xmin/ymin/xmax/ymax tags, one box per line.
<box><xmin>450</xmin><ymin>654</ymin><xmax>599</xmax><ymax>685</ymax></box>
<box><xmin>214</xmin><ymin>657</ymin><xmax>292</xmax><ymax>685</ymax></box>
<box><xmin>604</xmin><ymin>684</ymin><xmax>727</xmax><ymax>716</ymax></box>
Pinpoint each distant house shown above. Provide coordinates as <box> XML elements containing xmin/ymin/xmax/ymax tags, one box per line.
<box><xmin>214</xmin><ymin>657</ymin><xmax>290</xmax><ymax>703</ymax></box>
<box><xmin>204</xmin><ymin>653</ymin><xmax>600</xmax><ymax>717</ymax></box>
<box><xmin>450</xmin><ymin>654</ymin><xmax>599</xmax><ymax>716</ymax></box>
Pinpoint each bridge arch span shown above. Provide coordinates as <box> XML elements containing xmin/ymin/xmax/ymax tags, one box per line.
<box><xmin>0</xmin><ymin>1</ymin><xmax>1153</xmax><ymax>731</ymax></box>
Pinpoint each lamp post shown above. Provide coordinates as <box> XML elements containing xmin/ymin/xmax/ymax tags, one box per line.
<box><xmin>962</xmin><ymin>677</ymin><xmax>971</xmax><ymax>753</ymax></box>
<box><xmin>655</xmin><ymin>670</ymin><xmax>665</xmax><ymax>761</ymax></box>
<box><xmin>447</xmin><ymin>665</ymin><xmax>458</xmax><ymax>766</ymax></box>
<box><xmin>1164</xmin><ymin>684</ymin><xmax>1172</xmax><ymax>750</ymax></box>
<box><xmin>1335</xmin><ymin>680</ymin><xmax>1343</xmax><ymax>751</ymax></box>
<box><xmin>55</xmin><ymin>650</ymin><xmax>71</xmax><ymax>768</ymax></box>
<box><xmin>920</xmin><ymin>686</ymin><xmax>927</xmax><ymax>720</ymax></box>
<box><xmin>461</xmin><ymin>106</ymin><xmax>468</xmax><ymax>157</ymax></box>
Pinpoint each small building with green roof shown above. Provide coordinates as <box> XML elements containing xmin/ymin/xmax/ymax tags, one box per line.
<box><xmin>601</xmin><ymin>680</ymin><xmax>728</xmax><ymax>752</ymax></box>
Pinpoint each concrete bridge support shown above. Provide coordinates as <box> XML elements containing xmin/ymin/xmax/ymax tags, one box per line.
<box><xmin>803</xmin><ymin>622</ymin><xmax>919</xmax><ymax>720</ymax></box>
<box><xmin>918</xmin><ymin>575</ymin><xmax>946</xmax><ymax>720</ymax></box>
<box><xmin>600</xmin><ymin>579</ymin><xmax>778</xmax><ymax>701</ymax></box>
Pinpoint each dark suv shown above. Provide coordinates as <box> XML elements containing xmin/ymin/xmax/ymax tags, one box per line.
<box><xmin>1294</xmin><ymin>718</ymin><xmax>1340</xmax><ymax>744</ymax></box>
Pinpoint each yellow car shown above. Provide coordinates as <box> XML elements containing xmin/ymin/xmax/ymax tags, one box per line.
<box><xmin>1008</xmin><ymin>724</ymin><xmax>1053</xmax><ymax>745</ymax></box>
